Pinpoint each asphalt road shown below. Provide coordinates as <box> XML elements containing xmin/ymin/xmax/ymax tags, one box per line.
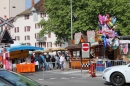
<box><xmin>22</xmin><ymin>70</ymin><xmax>130</xmax><ymax>86</ymax></box>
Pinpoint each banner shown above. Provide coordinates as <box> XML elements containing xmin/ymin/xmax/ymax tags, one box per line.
<box><xmin>9</xmin><ymin>50</ymin><xmax>29</xmax><ymax>59</ymax></box>
<box><xmin>87</xmin><ymin>30</ymin><xmax>95</xmax><ymax>43</ymax></box>
<box><xmin>74</xmin><ymin>32</ymin><xmax>82</xmax><ymax>44</ymax></box>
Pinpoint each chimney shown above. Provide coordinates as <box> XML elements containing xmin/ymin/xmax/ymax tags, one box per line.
<box><xmin>32</xmin><ymin>0</ymin><xmax>35</xmax><ymax>7</ymax></box>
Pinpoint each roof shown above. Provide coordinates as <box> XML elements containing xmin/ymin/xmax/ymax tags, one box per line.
<box><xmin>66</xmin><ymin>44</ymin><xmax>81</xmax><ymax>49</ymax></box>
<box><xmin>17</xmin><ymin>0</ymin><xmax>44</xmax><ymax>16</ymax></box>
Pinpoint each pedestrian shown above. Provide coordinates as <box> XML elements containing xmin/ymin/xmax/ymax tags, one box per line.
<box><xmin>40</xmin><ymin>52</ymin><xmax>45</xmax><ymax>70</ymax></box>
<box><xmin>51</xmin><ymin>55</ymin><xmax>56</xmax><ymax>69</ymax></box>
<box><xmin>34</xmin><ymin>54</ymin><xmax>39</xmax><ymax>71</ymax></box>
<box><xmin>45</xmin><ymin>52</ymin><xmax>51</xmax><ymax>70</ymax></box>
<box><xmin>59</xmin><ymin>54</ymin><xmax>65</xmax><ymax>71</ymax></box>
<box><xmin>55</xmin><ymin>54</ymin><xmax>60</xmax><ymax>69</ymax></box>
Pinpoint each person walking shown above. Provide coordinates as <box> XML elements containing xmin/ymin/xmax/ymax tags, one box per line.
<box><xmin>40</xmin><ymin>53</ymin><xmax>45</xmax><ymax>70</ymax></box>
<box><xmin>59</xmin><ymin>54</ymin><xmax>65</xmax><ymax>71</ymax></box>
<box><xmin>51</xmin><ymin>55</ymin><xmax>56</xmax><ymax>69</ymax></box>
<box><xmin>45</xmin><ymin>52</ymin><xmax>51</xmax><ymax>70</ymax></box>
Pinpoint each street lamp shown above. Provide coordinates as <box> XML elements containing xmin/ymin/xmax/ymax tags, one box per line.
<box><xmin>70</xmin><ymin>0</ymin><xmax>73</xmax><ymax>40</ymax></box>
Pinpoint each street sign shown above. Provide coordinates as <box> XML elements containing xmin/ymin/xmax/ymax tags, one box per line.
<box><xmin>0</xmin><ymin>17</ymin><xmax>14</xmax><ymax>28</ymax></box>
<box><xmin>81</xmin><ymin>42</ymin><xmax>90</xmax><ymax>58</ymax></box>
<box><xmin>0</xmin><ymin>17</ymin><xmax>14</xmax><ymax>44</ymax></box>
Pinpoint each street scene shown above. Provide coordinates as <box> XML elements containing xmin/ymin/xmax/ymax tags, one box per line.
<box><xmin>0</xmin><ymin>0</ymin><xmax>130</xmax><ymax>86</ymax></box>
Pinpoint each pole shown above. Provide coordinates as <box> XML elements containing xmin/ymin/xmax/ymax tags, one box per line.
<box><xmin>70</xmin><ymin>0</ymin><xmax>73</xmax><ymax>40</ymax></box>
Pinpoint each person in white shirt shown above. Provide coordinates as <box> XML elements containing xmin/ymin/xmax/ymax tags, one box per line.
<box><xmin>59</xmin><ymin>54</ymin><xmax>65</xmax><ymax>70</ymax></box>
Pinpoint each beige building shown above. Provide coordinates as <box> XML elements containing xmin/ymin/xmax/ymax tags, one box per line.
<box><xmin>0</xmin><ymin>0</ymin><xmax>26</xmax><ymax>18</ymax></box>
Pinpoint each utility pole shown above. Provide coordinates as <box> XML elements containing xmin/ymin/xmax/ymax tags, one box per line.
<box><xmin>70</xmin><ymin>0</ymin><xmax>73</xmax><ymax>40</ymax></box>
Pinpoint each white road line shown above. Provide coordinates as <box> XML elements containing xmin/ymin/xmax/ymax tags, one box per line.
<box><xmin>71</xmin><ymin>77</ymin><xmax>77</xmax><ymax>79</ymax></box>
<box><xmin>50</xmin><ymin>78</ymin><xmax>57</xmax><ymax>80</ymax></box>
<box><xmin>61</xmin><ymin>77</ymin><xmax>70</xmax><ymax>79</ymax></box>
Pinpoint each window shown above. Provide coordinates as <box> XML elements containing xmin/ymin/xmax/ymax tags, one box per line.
<box><xmin>72</xmin><ymin>51</ymin><xmax>81</xmax><ymax>58</ymax></box>
<box><xmin>47</xmin><ymin>42</ymin><xmax>52</xmax><ymax>47</ymax></box>
<box><xmin>25</xmin><ymin>35</ymin><xmax>30</xmax><ymax>40</ymax></box>
<box><xmin>24</xmin><ymin>26</ymin><xmax>30</xmax><ymax>32</ymax></box>
<box><xmin>14</xmin><ymin>27</ymin><xmax>19</xmax><ymax>33</ymax></box>
<box><xmin>35</xmin><ymin>33</ymin><xmax>39</xmax><ymax>38</ymax></box>
<box><xmin>44</xmin><ymin>13</ymin><xmax>46</xmax><ymax>17</ymax></box>
<box><xmin>35</xmin><ymin>23</ymin><xmax>40</xmax><ymax>29</ymax></box>
<box><xmin>25</xmin><ymin>15</ymin><xmax>29</xmax><ymax>20</ymax></box>
<box><xmin>15</xmin><ymin>36</ymin><xmax>20</xmax><ymax>40</ymax></box>
<box><xmin>40</xmin><ymin>13</ymin><xmax>44</xmax><ymax>18</ymax></box>
<box><xmin>48</xmin><ymin>33</ymin><xmax>51</xmax><ymax>38</ymax></box>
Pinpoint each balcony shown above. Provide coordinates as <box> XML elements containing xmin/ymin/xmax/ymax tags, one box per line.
<box><xmin>36</xmin><ymin>36</ymin><xmax>47</xmax><ymax>42</ymax></box>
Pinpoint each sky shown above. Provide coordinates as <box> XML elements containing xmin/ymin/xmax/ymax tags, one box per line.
<box><xmin>26</xmin><ymin>0</ymin><xmax>39</xmax><ymax>9</ymax></box>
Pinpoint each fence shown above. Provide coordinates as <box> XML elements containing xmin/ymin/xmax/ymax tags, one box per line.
<box><xmin>95</xmin><ymin>60</ymin><xmax>129</xmax><ymax>72</ymax></box>
<box><xmin>36</xmin><ymin>60</ymin><xmax>129</xmax><ymax>72</ymax></box>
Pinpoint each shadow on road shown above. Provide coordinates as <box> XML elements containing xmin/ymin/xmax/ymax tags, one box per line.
<box><xmin>104</xmin><ymin>82</ymin><xmax>130</xmax><ymax>86</ymax></box>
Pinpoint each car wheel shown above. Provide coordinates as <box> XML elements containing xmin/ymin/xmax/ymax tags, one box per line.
<box><xmin>110</xmin><ymin>72</ymin><xmax>125</xmax><ymax>86</ymax></box>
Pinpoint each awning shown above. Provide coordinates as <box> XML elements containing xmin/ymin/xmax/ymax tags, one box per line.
<box><xmin>8</xmin><ymin>45</ymin><xmax>43</xmax><ymax>52</ymax></box>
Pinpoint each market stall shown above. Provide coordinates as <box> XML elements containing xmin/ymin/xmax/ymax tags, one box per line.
<box><xmin>6</xmin><ymin>45</ymin><xmax>43</xmax><ymax>73</ymax></box>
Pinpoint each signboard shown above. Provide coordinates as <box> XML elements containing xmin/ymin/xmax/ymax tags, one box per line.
<box><xmin>74</xmin><ymin>32</ymin><xmax>81</xmax><ymax>44</ymax></box>
<box><xmin>9</xmin><ymin>50</ymin><xmax>29</xmax><ymax>59</ymax></box>
<box><xmin>81</xmin><ymin>42</ymin><xmax>90</xmax><ymax>58</ymax></box>
<box><xmin>87</xmin><ymin>30</ymin><xmax>95</xmax><ymax>43</ymax></box>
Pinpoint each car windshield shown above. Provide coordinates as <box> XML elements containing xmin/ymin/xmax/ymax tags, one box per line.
<box><xmin>0</xmin><ymin>70</ymin><xmax>40</xmax><ymax>86</ymax></box>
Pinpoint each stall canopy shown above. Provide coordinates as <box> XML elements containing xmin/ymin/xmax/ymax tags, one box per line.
<box><xmin>8</xmin><ymin>45</ymin><xmax>43</xmax><ymax>52</ymax></box>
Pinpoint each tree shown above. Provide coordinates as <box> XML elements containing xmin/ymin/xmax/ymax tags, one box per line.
<box><xmin>39</xmin><ymin>0</ymin><xmax>130</xmax><ymax>43</ymax></box>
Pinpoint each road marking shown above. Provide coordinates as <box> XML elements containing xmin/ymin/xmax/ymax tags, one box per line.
<box><xmin>61</xmin><ymin>77</ymin><xmax>70</xmax><ymax>79</ymax></box>
<box><xmin>39</xmin><ymin>79</ymin><xmax>44</xmax><ymax>80</ymax></box>
<box><xmin>71</xmin><ymin>77</ymin><xmax>77</xmax><ymax>79</ymax></box>
<box><xmin>50</xmin><ymin>78</ymin><xmax>57</xmax><ymax>80</ymax></box>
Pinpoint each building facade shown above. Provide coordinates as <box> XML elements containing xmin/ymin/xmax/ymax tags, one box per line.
<box><xmin>11</xmin><ymin>0</ymin><xmax>68</xmax><ymax>49</ymax></box>
<box><xmin>0</xmin><ymin>0</ymin><xmax>26</xmax><ymax>18</ymax></box>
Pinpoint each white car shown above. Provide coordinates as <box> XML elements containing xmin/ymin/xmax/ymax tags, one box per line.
<box><xmin>102</xmin><ymin>63</ymin><xmax>130</xmax><ymax>86</ymax></box>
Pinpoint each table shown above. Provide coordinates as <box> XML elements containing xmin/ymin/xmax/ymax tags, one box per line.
<box><xmin>16</xmin><ymin>63</ymin><xmax>35</xmax><ymax>73</ymax></box>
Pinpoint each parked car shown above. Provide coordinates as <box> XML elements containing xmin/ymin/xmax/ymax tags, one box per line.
<box><xmin>0</xmin><ymin>68</ymin><xmax>44</xmax><ymax>86</ymax></box>
<box><xmin>102</xmin><ymin>63</ymin><xmax>130</xmax><ymax>86</ymax></box>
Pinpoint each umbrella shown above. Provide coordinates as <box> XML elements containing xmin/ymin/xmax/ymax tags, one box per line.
<box><xmin>8</xmin><ymin>45</ymin><xmax>43</xmax><ymax>52</ymax></box>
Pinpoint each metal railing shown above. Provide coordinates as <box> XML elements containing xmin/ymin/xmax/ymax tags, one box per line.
<box><xmin>95</xmin><ymin>60</ymin><xmax>129</xmax><ymax>72</ymax></box>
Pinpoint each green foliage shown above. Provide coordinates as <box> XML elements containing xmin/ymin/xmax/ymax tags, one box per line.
<box><xmin>39</xmin><ymin>0</ymin><xmax>130</xmax><ymax>42</ymax></box>
<box><xmin>20</xmin><ymin>43</ymin><xmax>25</xmax><ymax>45</ymax></box>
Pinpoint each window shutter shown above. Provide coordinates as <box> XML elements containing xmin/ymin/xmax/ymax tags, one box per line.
<box><xmin>24</xmin><ymin>27</ymin><xmax>26</xmax><ymax>32</ymax></box>
<box><xmin>29</xmin><ymin>26</ymin><xmax>30</xmax><ymax>31</ymax></box>
<box><xmin>44</xmin><ymin>42</ymin><xmax>46</xmax><ymax>47</ymax></box>
<box><xmin>60</xmin><ymin>43</ymin><xmax>62</xmax><ymax>47</ymax></box>
<box><xmin>35</xmin><ymin>24</ymin><xmax>36</xmax><ymax>29</ymax></box>
<box><xmin>44</xmin><ymin>13</ymin><xmax>46</xmax><ymax>17</ymax></box>
<box><xmin>47</xmin><ymin>42</ymin><xmax>48</xmax><ymax>47</ymax></box>
<box><xmin>35</xmin><ymin>43</ymin><xmax>36</xmax><ymax>46</ymax></box>
<box><xmin>18</xmin><ymin>27</ymin><xmax>19</xmax><ymax>32</ymax></box>
<box><xmin>35</xmin><ymin>33</ymin><xmax>36</xmax><ymax>38</ymax></box>
<box><xmin>29</xmin><ymin>36</ymin><xmax>30</xmax><ymax>40</ymax></box>
<box><xmin>51</xmin><ymin>42</ymin><xmax>52</xmax><ymax>47</ymax></box>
